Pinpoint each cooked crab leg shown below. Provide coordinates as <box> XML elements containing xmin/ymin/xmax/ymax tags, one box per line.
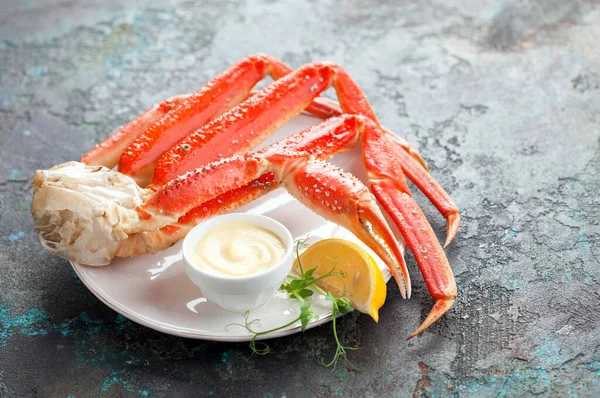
<box><xmin>148</xmin><ymin>62</ymin><xmax>385</xmax><ymax>186</ymax></box>
<box><xmin>137</xmin><ymin>153</ymin><xmax>411</xmax><ymax>299</ymax></box>
<box><xmin>151</xmin><ymin>117</ymin><xmax>364</xmax><ymax>249</ymax></box>
<box><xmin>80</xmin><ymin>95</ymin><xmax>188</xmax><ymax>168</ymax></box>
<box><xmin>137</xmin><ymin>115</ymin><xmax>457</xmax><ymax>334</ymax></box>
<box><xmin>359</xmin><ymin>117</ymin><xmax>457</xmax><ymax>337</ymax></box>
<box><xmin>299</xmin><ymin>96</ymin><xmax>431</xmax><ymax>172</ymax></box>
<box><xmin>149</xmin><ymin>61</ymin><xmax>460</xmax><ymax>247</ymax></box>
<box><xmin>106</xmin><ymin>54</ymin><xmax>341</xmax><ymax>185</ymax></box>
<box><xmin>107</xmin><ymin>55</ymin><xmax>283</xmax><ymax>183</ymax></box>
<box><xmin>81</xmin><ymin>54</ymin><xmax>342</xmax><ymax>183</ymax></box>
<box><xmin>373</xmin><ymin>186</ymin><xmax>456</xmax><ymax>339</ymax></box>
<box><xmin>148</xmin><ymin>62</ymin><xmax>335</xmax><ymax>186</ymax></box>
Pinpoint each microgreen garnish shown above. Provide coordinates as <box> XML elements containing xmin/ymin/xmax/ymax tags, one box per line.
<box><xmin>318</xmin><ymin>292</ymin><xmax>358</xmax><ymax>368</ymax></box>
<box><xmin>233</xmin><ymin>238</ymin><xmax>360</xmax><ymax>369</ymax></box>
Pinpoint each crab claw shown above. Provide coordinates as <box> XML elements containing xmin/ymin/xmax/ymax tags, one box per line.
<box><xmin>284</xmin><ymin>160</ymin><xmax>411</xmax><ymax>299</ymax></box>
<box><xmin>371</xmin><ymin>182</ymin><xmax>457</xmax><ymax>339</ymax></box>
<box><xmin>354</xmin><ymin>195</ymin><xmax>412</xmax><ymax>299</ymax></box>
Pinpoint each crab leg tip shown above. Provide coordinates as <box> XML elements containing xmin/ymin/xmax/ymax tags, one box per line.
<box><xmin>444</xmin><ymin>212</ymin><xmax>461</xmax><ymax>248</ymax></box>
<box><xmin>406</xmin><ymin>297</ymin><xmax>456</xmax><ymax>340</ymax></box>
<box><xmin>397</xmin><ymin>281</ymin><xmax>408</xmax><ymax>300</ymax></box>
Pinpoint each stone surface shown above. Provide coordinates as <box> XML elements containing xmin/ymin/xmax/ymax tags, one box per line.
<box><xmin>1</xmin><ymin>0</ymin><xmax>599</xmax><ymax>396</ymax></box>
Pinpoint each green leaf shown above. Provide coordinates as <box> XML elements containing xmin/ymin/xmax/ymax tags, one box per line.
<box><xmin>299</xmin><ymin>301</ymin><xmax>314</xmax><ymax>332</ymax></box>
<box><xmin>297</xmin><ymin>288</ymin><xmax>314</xmax><ymax>299</ymax></box>
<box><xmin>336</xmin><ymin>297</ymin><xmax>353</xmax><ymax>314</ymax></box>
<box><xmin>304</xmin><ymin>267</ymin><xmax>317</xmax><ymax>279</ymax></box>
<box><xmin>285</xmin><ymin>279</ymin><xmax>307</xmax><ymax>294</ymax></box>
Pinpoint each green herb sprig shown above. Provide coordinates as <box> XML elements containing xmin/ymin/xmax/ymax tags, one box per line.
<box><xmin>232</xmin><ymin>238</ymin><xmax>359</xmax><ymax>369</ymax></box>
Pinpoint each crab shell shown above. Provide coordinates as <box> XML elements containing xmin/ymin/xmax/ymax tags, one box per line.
<box><xmin>31</xmin><ymin>161</ymin><xmax>146</xmax><ymax>266</ymax></box>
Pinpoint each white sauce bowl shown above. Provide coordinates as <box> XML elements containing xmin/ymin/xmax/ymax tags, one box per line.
<box><xmin>182</xmin><ymin>213</ymin><xmax>294</xmax><ymax>312</ymax></box>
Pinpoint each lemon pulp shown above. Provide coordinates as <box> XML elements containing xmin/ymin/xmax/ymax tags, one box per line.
<box><xmin>292</xmin><ymin>238</ymin><xmax>387</xmax><ymax>322</ymax></box>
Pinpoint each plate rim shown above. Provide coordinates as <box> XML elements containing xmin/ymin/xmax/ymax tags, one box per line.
<box><xmin>71</xmin><ymin>250</ymin><xmax>396</xmax><ymax>342</ymax></box>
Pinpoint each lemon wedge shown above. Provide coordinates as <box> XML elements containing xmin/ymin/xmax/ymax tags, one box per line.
<box><xmin>292</xmin><ymin>238</ymin><xmax>387</xmax><ymax>322</ymax></box>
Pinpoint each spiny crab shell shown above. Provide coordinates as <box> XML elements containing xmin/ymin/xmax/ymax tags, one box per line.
<box><xmin>31</xmin><ymin>161</ymin><xmax>147</xmax><ymax>266</ymax></box>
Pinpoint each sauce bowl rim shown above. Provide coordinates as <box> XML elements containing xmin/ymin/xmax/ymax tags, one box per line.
<box><xmin>182</xmin><ymin>213</ymin><xmax>294</xmax><ymax>288</ymax></box>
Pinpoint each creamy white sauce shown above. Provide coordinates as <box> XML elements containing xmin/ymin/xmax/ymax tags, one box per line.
<box><xmin>193</xmin><ymin>222</ymin><xmax>285</xmax><ymax>276</ymax></box>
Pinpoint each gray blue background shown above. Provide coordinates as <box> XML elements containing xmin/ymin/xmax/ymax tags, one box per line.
<box><xmin>1</xmin><ymin>0</ymin><xmax>599</xmax><ymax>396</ymax></box>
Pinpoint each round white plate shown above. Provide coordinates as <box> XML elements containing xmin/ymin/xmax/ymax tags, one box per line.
<box><xmin>71</xmin><ymin>114</ymin><xmax>404</xmax><ymax>342</ymax></box>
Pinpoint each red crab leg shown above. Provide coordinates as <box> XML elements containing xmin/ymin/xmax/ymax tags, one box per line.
<box><xmin>80</xmin><ymin>95</ymin><xmax>188</xmax><ymax>168</ymax></box>
<box><xmin>139</xmin><ymin>115</ymin><xmax>456</xmax><ymax>335</ymax></box>
<box><xmin>115</xmin><ymin>54</ymin><xmax>340</xmax><ymax>185</ymax></box>
<box><xmin>138</xmin><ymin>153</ymin><xmax>411</xmax><ymax>300</ymax></box>
<box><xmin>152</xmin><ymin>116</ymin><xmax>362</xmax><ymax>228</ymax></box>
<box><xmin>281</xmin><ymin>115</ymin><xmax>456</xmax><ymax>333</ymax></box>
<box><xmin>300</xmin><ymin>96</ymin><xmax>431</xmax><ymax>172</ymax></box>
<box><xmin>150</xmin><ymin>61</ymin><xmax>459</xmax><ymax>247</ymax></box>
<box><xmin>116</xmin><ymin>54</ymin><xmax>287</xmax><ymax>184</ymax></box>
<box><xmin>80</xmin><ymin>96</ymin><xmax>340</xmax><ymax>172</ymax></box>
<box><xmin>154</xmin><ymin>117</ymin><xmax>362</xmax><ymax>248</ymax></box>
<box><xmin>358</xmin><ymin>117</ymin><xmax>457</xmax><ymax>337</ymax></box>
<box><xmin>149</xmin><ymin>62</ymin><xmax>336</xmax><ymax>186</ymax></box>
<box><xmin>373</xmin><ymin>185</ymin><xmax>457</xmax><ymax>338</ymax></box>
<box><xmin>81</xmin><ymin>90</ymin><xmax>340</xmax><ymax>172</ymax></box>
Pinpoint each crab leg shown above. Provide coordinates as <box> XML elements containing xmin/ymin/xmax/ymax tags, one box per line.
<box><xmin>137</xmin><ymin>151</ymin><xmax>411</xmax><ymax>299</ymax></box>
<box><xmin>286</xmin><ymin>115</ymin><xmax>456</xmax><ymax>333</ymax></box>
<box><xmin>148</xmin><ymin>62</ymin><xmax>386</xmax><ymax>186</ymax></box>
<box><xmin>149</xmin><ymin>61</ymin><xmax>460</xmax><ymax>248</ymax></box>
<box><xmin>358</xmin><ymin>117</ymin><xmax>457</xmax><ymax>337</ymax></box>
<box><xmin>80</xmin><ymin>95</ymin><xmax>188</xmax><ymax>168</ymax></box>
<box><xmin>372</xmin><ymin>186</ymin><xmax>456</xmax><ymax>339</ymax></box>
<box><xmin>149</xmin><ymin>117</ymin><xmax>365</xmax><ymax>250</ymax></box>
<box><xmin>80</xmin><ymin>54</ymin><xmax>341</xmax><ymax>184</ymax></box>
<box><xmin>148</xmin><ymin>62</ymin><xmax>335</xmax><ymax>186</ymax></box>
<box><xmin>112</xmin><ymin>54</ymin><xmax>345</xmax><ymax>185</ymax></box>
<box><xmin>138</xmin><ymin>116</ymin><xmax>457</xmax><ymax>332</ymax></box>
<box><xmin>108</xmin><ymin>54</ymin><xmax>285</xmax><ymax>184</ymax></box>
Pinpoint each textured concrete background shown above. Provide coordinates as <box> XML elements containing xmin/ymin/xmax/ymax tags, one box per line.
<box><xmin>1</xmin><ymin>0</ymin><xmax>599</xmax><ymax>396</ymax></box>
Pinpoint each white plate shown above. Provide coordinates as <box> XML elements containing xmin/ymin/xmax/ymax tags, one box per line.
<box><xmin>71</xmin><ymin>114</ymin><xmax>404</xmax><ymax>342</ymax></box>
